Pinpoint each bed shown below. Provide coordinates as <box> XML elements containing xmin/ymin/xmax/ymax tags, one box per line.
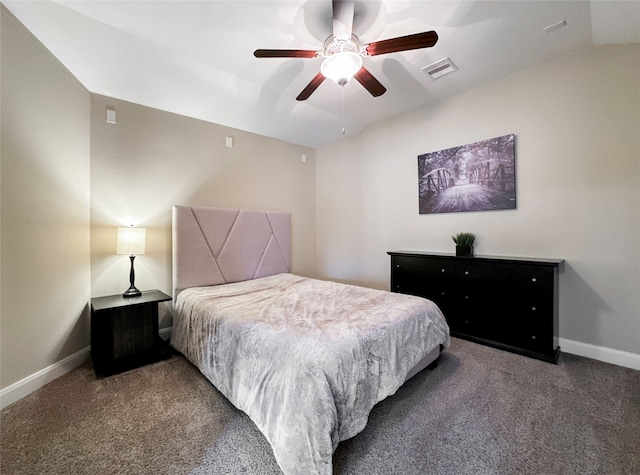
<box><xmin>170</xmin><ymin>205</ymin><xmax>450</xmax><ymax>474</ymax></box>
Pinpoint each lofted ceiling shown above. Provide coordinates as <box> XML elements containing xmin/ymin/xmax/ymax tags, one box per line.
<box><xmin>3</xmin><ymin>0</ymin><xmax>639</xmax><ymax>148</ymax></box>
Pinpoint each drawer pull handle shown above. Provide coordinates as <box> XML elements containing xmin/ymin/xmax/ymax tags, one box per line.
<box><xmin>396</xmin><ymin>264</ymin><xmax>400</xmax><ymax>268</ymax></box>
<box><xmin>396</xmin><ymin>285</ymin><xmax>400</xmax><ymax>289</ymax></box>
<box><xmin>532</xmin><ymin>277</ymin><xmax>537</xmax><ymax>282</ymax></box>
<box><xmin>532</xmin><ymin>306</ymin><xmax>537</xmax><ymax>311</ymax></box>
<box><xmin>465</xmin><ymin>271</ymin><xmax>469</xmax><ymax>275</ymax></box>
<box><xmin>465</xmin><ymin>320</ymin><xmax>469</xmax><ymax>324</ymax></box>
<box><xmin>441</xmin><ymin>269</ymin><xmax>445</xmax><ymax>272</ymax></box>
<box><xmin>441</xmin><ymin>292</ymin><xmax>445</xmax><ymax>296</ymax></box>
<box><xmin>464</xmin><ymin>295</ymin><xmax>469</xmax><ymax>300</ymax></box>
<box><xmin>531</xmin><ymin>335</ymin><xmax>537</xmax><ymax>340</ymax></box>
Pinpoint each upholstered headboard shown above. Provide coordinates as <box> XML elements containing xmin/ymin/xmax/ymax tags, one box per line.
<box><xmin>172</xmin><ymin>205</ymin><xmax>291</xmax><ymax>299</ymax></box>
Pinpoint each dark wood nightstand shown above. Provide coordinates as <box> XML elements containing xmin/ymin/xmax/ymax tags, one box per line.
<box><xmin>90</xmin><ymin>289</ymin><xmax>172</xmax><ymax>375</ymax></box>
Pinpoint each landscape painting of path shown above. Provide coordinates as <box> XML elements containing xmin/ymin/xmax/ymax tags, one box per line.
<box><xmin>418</xmin><ymin>134</ymin><xmax>516</xmax><ymax>214</ymax></box>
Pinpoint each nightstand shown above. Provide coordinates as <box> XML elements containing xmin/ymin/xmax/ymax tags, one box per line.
<box><xmin>90</xmin><ymin>289</ymin><xmax>172</xmax><ymax>375</ymax></box>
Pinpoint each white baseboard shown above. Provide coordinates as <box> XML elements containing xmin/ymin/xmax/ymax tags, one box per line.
<box><xmin>0</xmin><ymin>328</ymin><xmax>173</xmax><ymax>411</ymax></box>
<box><xmin>559</xmin><ymin>338</ymin><xmax>640</xmax><ymax>371</ymax></box>
<box><xmin>0</xmin><ymin>346</ymin><xmax>91</xmax><ymax>410</ymax></box>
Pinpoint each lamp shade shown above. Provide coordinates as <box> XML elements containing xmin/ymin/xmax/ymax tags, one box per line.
<box><xmin>321</xmin><ymin>52</ymin><xmax>363</xmax><ymax>86</ymax></box>
<box><xmin>116</xmin><ymin>227</ymin><xmax>146</xmax><ymax>255</ymax></box>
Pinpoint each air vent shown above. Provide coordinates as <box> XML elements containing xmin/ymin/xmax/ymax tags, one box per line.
<box><xmin>421</xmin><ymin>57</ymin><xmax>458</xmax><ymax>80</ymax></box>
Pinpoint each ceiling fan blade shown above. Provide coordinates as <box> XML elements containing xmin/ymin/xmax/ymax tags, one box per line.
<box><xmin>332</xmin><ymin>0</ymin><xmax>354</xmax><ymax>40</ymax></box>
<box><xmin>254</xmin><ymin>49</ymin><xmax>318</xmax><ymax>59</ymax></box>
<box><xmin>354</xmin><ymin>67</ymin><xmax>386</xmax><ymax>97</ymax></box>
<box><xmin>365</xmin><ymin>31</ymin><xmax>439</xmax><ymax>56</ymax></box>
<box><xmin>296</xmin><ymin>73</ymin><xmax>326</xmax><ymax>101</ymax></box>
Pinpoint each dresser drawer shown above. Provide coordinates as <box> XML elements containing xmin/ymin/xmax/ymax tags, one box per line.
<box><xmin>391</xmin><ymin>255</ymin><xmax>454</xmax><ymax>296</ymax></box>
<box><xmin>391</xmin><ymin>255</ymin><xmax>455</xmax><ymax>323</ymax></box>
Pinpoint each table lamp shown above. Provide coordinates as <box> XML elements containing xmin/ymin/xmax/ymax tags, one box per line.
<box><xmin>116</xmin><ymin>226</ymin><xmax>146</xmax><ymax>297</ymax></box>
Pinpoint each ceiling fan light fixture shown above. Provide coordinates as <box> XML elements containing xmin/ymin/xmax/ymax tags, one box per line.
<box><xmin>321</xmin><ymin>52</ymin><xmax>363</xmax><ymax>86</ymax></box>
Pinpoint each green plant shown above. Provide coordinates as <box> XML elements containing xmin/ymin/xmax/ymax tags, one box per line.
<box><xmin>452</xmin><ymin>232</ymin><xmax>477</xmax><ymax>247</ymax></box>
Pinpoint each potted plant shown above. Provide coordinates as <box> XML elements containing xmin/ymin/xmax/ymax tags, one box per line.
<box><xmin>452</xmin><ymin>232</ymin><xmax>477</xmax><ymax>256</ymax></box>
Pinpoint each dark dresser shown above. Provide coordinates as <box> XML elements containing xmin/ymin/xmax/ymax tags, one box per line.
<box><xmin>388</xmin><ymin>251</ymin><xmax>563</xmax><ymax>363</ymax></box>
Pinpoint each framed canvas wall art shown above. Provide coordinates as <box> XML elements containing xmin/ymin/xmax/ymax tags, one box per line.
<box><xmin>417</xmin><ymin>134</ymin><xmax>516</xmax><ymax>214</ymax></box>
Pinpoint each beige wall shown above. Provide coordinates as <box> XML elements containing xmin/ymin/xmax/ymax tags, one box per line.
<box><xmin>90</xmin><ymin>96</ymin><xmax>317</xmax><ymax>327</ymax></box>
<box><xmin>316</xmin><ymin>44</ymin><xmax>640</xmax><ymax>356</ymax></box>
<box><xmin>1</xmin><ymin>7</ymin><xmax>91</xmax><ymax>388</ymax></box>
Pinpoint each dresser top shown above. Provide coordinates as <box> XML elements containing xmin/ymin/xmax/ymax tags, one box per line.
<box><xmin>387</xmin><ymin>250</ymin><xmax>564</xmax><ymax>266</ymax></box>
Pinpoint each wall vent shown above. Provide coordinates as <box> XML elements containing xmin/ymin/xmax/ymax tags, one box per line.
<box><xmin>421</xmin><ymin>57</ymin><xmax>458</xmax><ymax>80</ymax></box>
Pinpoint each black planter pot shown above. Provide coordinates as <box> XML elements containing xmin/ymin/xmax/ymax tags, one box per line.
<box><xmin>456</xmin><ymin>245</ymin><xmax>473</xmax><ymax>256</ymax></box>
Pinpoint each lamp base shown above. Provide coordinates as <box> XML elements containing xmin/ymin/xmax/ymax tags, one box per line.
<box><xmin>123</xmin><ymin>254</ymin><xmax>141</xmax><ymax>298</ymax></box>
<box><xmin>122</xmin><ymin>286</ymin><xmax>142</xmax><ymax>298</ymax></box>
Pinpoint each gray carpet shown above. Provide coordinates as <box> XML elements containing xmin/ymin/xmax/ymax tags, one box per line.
<box><xmin>2</xmin><ymin>337</ymin><xmax>639</xmax><ymax>474</ymax></box>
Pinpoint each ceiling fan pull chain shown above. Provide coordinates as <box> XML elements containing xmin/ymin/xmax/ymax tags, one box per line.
<box><xmin>341</xmin><ymin>87</ymin><xmax>346</xmax><ymax>135</ymax></box>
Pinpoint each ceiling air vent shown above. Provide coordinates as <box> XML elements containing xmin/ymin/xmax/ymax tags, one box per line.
<box><xmin>422</xmin><ymin>57</ymin><xmax>458</xmax><ymax>80</ymax></box>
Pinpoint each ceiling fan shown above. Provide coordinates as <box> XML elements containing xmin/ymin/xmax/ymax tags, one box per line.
<box><xmin>254</xmin><ymin>0</ymin><xmax>439</xmax><ymax>101</ymax></box>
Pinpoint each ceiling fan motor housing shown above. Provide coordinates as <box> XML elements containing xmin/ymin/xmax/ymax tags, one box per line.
<box><xmin>323</xmin><ymin>34</ymin><xmax>360</xmax><ymax>57</ymax></box>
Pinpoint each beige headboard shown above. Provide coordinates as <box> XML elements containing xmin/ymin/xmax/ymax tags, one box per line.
<box><xmin>172</xmin><ymin>205</ymin><xmax>291</xmax><ymax>299</ymax></box>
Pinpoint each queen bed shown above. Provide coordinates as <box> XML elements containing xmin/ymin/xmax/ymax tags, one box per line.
<box><xmin>170</xmin><ymin>205</ymin><xmax>450</xmax><ymax>474</ymax></box>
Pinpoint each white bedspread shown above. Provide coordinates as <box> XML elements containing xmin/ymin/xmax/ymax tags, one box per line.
<box><xmin>171</xmin><ymin>273</ymin><xmax>450</xmax><ymax>474</ymax></box>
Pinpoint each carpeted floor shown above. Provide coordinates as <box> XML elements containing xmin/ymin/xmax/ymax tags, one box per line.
<box><xmin>1</xmin><ymin>337</ymin><xmax>639</xmax><ymax>474</ymax></box>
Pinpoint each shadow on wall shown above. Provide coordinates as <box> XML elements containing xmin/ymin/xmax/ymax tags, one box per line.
<box><xmin>2</xmin><ymin>132</ymin><xmax>91</xmax><ymax>386</ymax></box>
<box><xmin>55</xmin><ymin>304</ymin><xmax>90</xmax><ymax>362</ymax></box>
<box><xmin>559</xmin><ymin>262</ymin><xmax>611</xmax><ymax>346</ymax></box>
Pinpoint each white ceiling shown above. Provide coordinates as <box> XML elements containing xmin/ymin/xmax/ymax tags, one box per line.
<box><xmin>3</xmin><ymin>1</ymin><xmax>639</xmax><ymax>148</ymax></box>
